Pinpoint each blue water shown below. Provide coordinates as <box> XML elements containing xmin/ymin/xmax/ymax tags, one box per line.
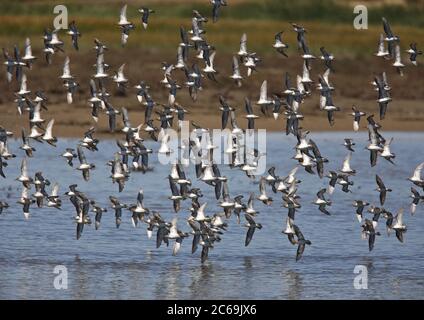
<box><xmin>0</xmin><ymin>132</ymin><xmax>423</xmax><ymax>299</ymax></box>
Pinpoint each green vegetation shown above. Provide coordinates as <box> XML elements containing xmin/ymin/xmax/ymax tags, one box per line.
<box><xmin>242</xmin><ymin>0</ymin><xmax>424</xmax><ymax>27</ymax></box>
<box><xmin>0</xmin><ymin>0</ymin><xmax>423</xmax><ymax>56</ymax></box>
<box><xmin>0</xmin><ymin>0</ymin><xmax>424</xmax><ymax>26</ymax></box>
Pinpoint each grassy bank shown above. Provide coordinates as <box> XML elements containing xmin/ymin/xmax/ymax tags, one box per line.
<box><xmin>1</xmin><ymin>0</ymin><xmax>424</xmax><ymax>26</ymax></box>
<box><xmin>0</xmin><ymin>5</ymin><xmax>423</xmax><ymax>56</ymax></box>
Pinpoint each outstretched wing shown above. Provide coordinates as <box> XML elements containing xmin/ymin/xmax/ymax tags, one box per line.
<box><xmin>376</xmin><ymin>174</ymin><xmax>385</xmax><ymax>189</ymax></box>
<box><xmin>245</xmin><ymin>226</ymin><xmax>255</xmax><ymax>246</ymax></box>
<box><xmin>77</xmin><ymin>146</ymin><xmax>86</xmax><ymax>164</ymax></box>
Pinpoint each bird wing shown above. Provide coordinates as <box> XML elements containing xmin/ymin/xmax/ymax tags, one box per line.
<box><xmin>342</xmin><ymin>152</ymin><xmax>352</xmax><ymax>171</ymax></box>
<box><xmin>232</xmin><ymin>56</ymin><xmax>240</xmax><ymax>75</ymax></box>
<box><xmin>319</xmin><ymin>204</ymin><xmax>330</xmax><ymax>215</ymax></box>
<box><xmin>222</xmin><ymin>180</ymin><xmax>230</xmax><ymax>198</ymax></box>
<box><xmin>368</xmin><ymin>125</ymin><xmax>378</xmax><ymax>146</ymax></box>
<box><xmin>259</xmin><ymin>177</ymin><xmax>266</xmax><ymax>194</ymax></box>
<box><xmin>96</xmin><ymin>53</ymin><xmax>105</xmax><ymax>74</ymax></box>
<box><xmin>317</xmin><ymin>188</ymin><xmax>326</xmax><ymax>199</ymax></box>
<box><xmin>411</xmin><ymin>187</ymin><xmax>420</xmax><ymax>199</ymax></box>
<box><xmin>89</xmin><ymin>79</ymin><xmax>97</xmax><ymax>97</ymax></box>
<box><xmin>275</xmin><ymin>31</ymin><xmax>283</xmax><ymax>42</ymax></box>
<box><xmin>288</xmin><ymin>166</ymin><xmax>299</xmax><ymax>179</ymax></box>
<box><xmin>201</xmin><ymin>245</ymin><xmax>209</xmax><ymax>263</ymax></box>
<box><xmin>294</xmin><ymin>224</ymin><xmax>305</xmax><ymax>241</ymax></box>
<box><xmin>296</xmin><ymin>75</ymin><xmax>305</xmax><ymax>93</ymax></box>
<box><xmin>171</xmin><ymin>216</ymin><xmax>178</xmax><ymax>228</ymax></box>
<box><xmin>20</xmin><ymin>73</ymin><xmax>28</xmax><ymax>92</ymax></box>
<box><xmin>244</xmin><ymin>97</ymin><xmax>253</xmax><ymax>114</ymax></box>
<box><xmin>21</xmin><ymin>128</ymin><xmax>27</xmax><ymax>143</ymax></box>
<box><xmin>121</xmin><ymin>107</ymin><xmax>130</xmax><ymax>126</ymax></box>
<box><xmin>301</xmin><ymin>37</ymin><xmax>310</xmax><ymax>54</ymax></box>
<box><xmin>180</xmin><ymin>26</ymin><xmax>188</xmax><ymax>43</ymax></box>
<box><xmin>247</xmin><ymin>192</ymin><xmax>255</xmax><ymax>208</ymax></box>
<box><xmin>239</xmin><ymin>33</ymin><xmax>247</xmax><ymax>53</ymax></box>
<box><xmin>113</xmin><ymin>157</ymin><xmax>123</xmax><ymax>176</ymax></box>
<box><xmin>136</xmin><ymin>189</ymin><xmax>144</xmax><ymax>206</ymax></box>
<box><xmin>259</xmin><ymin>80</ymin><xmax>268</xmax><ymax>101</ymax></box>
<box><xmin>368</xmin><ymin>233</ymin><xmax>375</xmax><ymax>251</ymax></box>
<box><xmin>302</xmin><ymin>60</ymin><xmax>309</xmax><ymax>78</ymax></box>
<box><xmin>382</xmin><ymin>72</ymin><xmax>389</xmax><ymax>87</ymax></box>
<box><xmin>394</xmin><ymin>208</ymin><xmax>404</xmax><ymax>227</ymax></box>
<box><xmin>245</xmin><ymin>226</ymin><xmax>255</xmax><ymax>246</ymax></box>
<box><xmin>384</xmin><ymin>137</ymin><xmax>393</xmax><ymax>147</ymax></box>
<box><xmin>309</xmin><ymin>139</ymin><xmax>321</xmax><ymax>158</ymax></box>
<box><xmin>176</xmin><ymin>164</ymin><xmax>187</xmax><ymax>180</ymax></box>
<box><xmin>323</xmin><ymin>68</ymin><xmax>330</xmax><ymax>85</ymax></box>
<box><xmin>24</xmin><ymin>38</ymin><xmax>32</xmax><ymax>56</ymax></box>
<box><xmin>63</xmin><ymin>56</ymin><xmax>70</xmax><ymax>76</ymax></box>
<box><xmin>109</xmin><ymin>196</ymin><xmax>119</xmax><ymax>206</ymax></box>
<box><xmin>395</xmin><ymin>44</ymin><xmax>402</xmax><ymax>62</ymax></box>
<box><xmin>209</xmin><ymin>51</ymin><xmax>216</xmax><ymax>68</ymax></box>
<box><xmin>168</xmin><ymin>176</ymin><xmax>180</xmax><ymax>196</ymax></box>
<box><xmin>177</xmin><ymin>46</ymin><xmax>184</xmax><ymax>64</ymax></box>
<box><xmin>120</xmin><ymin>4</ymin><xmax>128</xmax><ymax>24</ymax></box>
<box><xmin>21</xmin><ymin>186</ymin><xmax>29</xmax><ymax>199</ymax></box>
<box><xmin>51</xmin><ymin>183</ymin><xmax>59</xmax><ymax>197</ymax></box>
<box><xmin>21</xmin><ymin>157</ymin><xmax>27</xmax><ymax>176</ymax></box>
<box><xmin>412</xmin><ymin>162</ymin><xmax>424</xmax><ymax>180</ymax></box>
<box><xmin>77</xmin><ymin>146</ymin><xmax>86</xmax><ymax>164</ymax></box>
<box><xmin>296</xmin><ymin>243</ymin><xmax>305</xmax><ymax>261</ymax></box>
<box><xmin>382</xmin><ymin>17</ymin><xmax>393</xmax><ymax>37</ymax></box>
<box><xmin>45</xmin><ymin>119</ymin><xmax>55</xmax><ymax>137</ymax></box>
<box><xmin>284</xmin><ymin>72</ymin><xmax>291</xmax><ymax>89</ymax></box>
<box><xmin>191</xmin><ymin>17</ymin><xmax>200</xmax><ymax>36</ymax></box>
<box><xmin>118</xmin><ymin>63</ymin><xmax>125</xmax><ymax>78</ymax></box>
<box><xmin>376</xmin><ymin>174</ymin><xmax>385</xmax><ymax>189</ymax></box>
<box><xmin>378</xmin><ymin>34</ymin><xmax>385</xmax><ymax>52</ymax></box>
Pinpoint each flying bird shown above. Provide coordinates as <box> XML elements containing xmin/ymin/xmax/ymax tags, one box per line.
<box><xmin>273</xmin><ymin>31</ymin><xmax>288</xmax><ymax>57</ymax></box>
<box><xmin>294</xmin><ymin>224</ymin><xmax>311</xmax><ymax>261</ymax></box>
<box><xmin>211</xmin><ymin>0</ymin><xmax>227</xmax><ymax>23</ymax></box>
<box><xmin>67</xmin><ymin>21</ymin><xmax>81</xmax><ymax>50</ymax></box>
<box><xmin>76</xmin><ymin>146</ymin><xmax>95</xmax><ymax>181</ymax></box>
<box><xmin>375</xmin><ymin>174</ymin><xmax>392</xmax><ymax>206</ymax></box>
<box><xmin>406</xmin><ymin>43</ymin><xmax>422</xmax><ymax>66</ymax></box>
<box><xmin>138</xmin><ymin>7</ymin><xmax>155</xmax><ymax>29</ymax></box>
<box><xmin>244</xmin><ymin>213</ymin><xmax>262</xmax><ymax>247</ymax></box>
<box><xmin>313</xmin><ymin>188</ymin><xmax>331</xmax><ymax>215</ymax></box>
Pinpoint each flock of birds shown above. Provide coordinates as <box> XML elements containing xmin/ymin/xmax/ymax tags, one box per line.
<box><xmin>0</xmin><ymin>2</ymin><xmax>424</xmax><ymax>263</ymax></box>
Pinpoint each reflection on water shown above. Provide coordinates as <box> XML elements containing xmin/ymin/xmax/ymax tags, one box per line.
<box><xmin>286</xmin><ymin>270</ymin><xmax>303</xmax><ymax>300</ymax></box>
<box><xmin>1</xmin><ymin>132</ymin><xmax>424</xmax><ymax>299</ymax></box>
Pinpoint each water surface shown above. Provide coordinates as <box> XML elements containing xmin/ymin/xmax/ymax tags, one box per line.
<box><xmin>0</xmin><ymin>132</ymin><xmax>423</xmax><ymax>299</ymax></box>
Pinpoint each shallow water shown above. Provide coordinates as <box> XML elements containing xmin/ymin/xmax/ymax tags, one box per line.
<box><xmin>0</xmin><ymin>131</ymin><xmax>423</xmax><ymax>299</ymax></box>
